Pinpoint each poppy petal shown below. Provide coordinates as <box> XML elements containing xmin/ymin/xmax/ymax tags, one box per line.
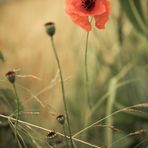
<box><xmin>94</xmin><ymin>0</ymin><xmax>110</xmax><ymax>29</ymax></box>
<box><xmin>67</xmin><ymin>12</ymin><xmax>91</xmax><ymax>31</ymax></box>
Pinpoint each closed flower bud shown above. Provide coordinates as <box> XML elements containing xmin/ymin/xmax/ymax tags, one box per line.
<box><xmin>45</xmin><ymin>22</ymin><xmax>56</xmax><ymax>37</ymax></box>
<box><xmin>47</xmin><ymin>130</ymin><xmax>63</xmax><ymax>146</ymax></box>
<box><xmin>5</xmin><ymin>71</ymin><xmax>16</xmax><ymax>84</ymax></box>
<box><xmin>47</xmin><ymin>130</ymin><xmax>57</xmax><ymax>146</ymax></box>
<box><xmin>47</xmin><ymin>130</ymin><xmax>57</xmax><ymax>139</ymax></box>
<box><xmin>56</xmin><ymin>114</ymin><xmax>65</xmax><ymax>125</ymax></box>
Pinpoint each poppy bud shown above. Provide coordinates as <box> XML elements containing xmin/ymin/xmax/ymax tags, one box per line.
<box><xmin>47</xmin><ymin>130</ymin><xmax>63</xmax><ymax>146</ymax></box>
<box><xmin>47</xmin><ymin>131</ymin><xmax>57</xmax><ymax>139</ymax></box>
<box><xmin>45</xmin><ymin>22</ymin><xmax>56</xmax><ymax>37</ymax></box>
<box><xmin>5</xmin><ymin>71</ymin><xmax>16</xmax><ymax>84</ymax></box>
<box><xmin>47</xmin><ymin>130</ymin><xmax>57</xmax><ymax>146</ymax></box>
<box><xmin>56</xmin><ymin>114</ymin><xmax>65</xmax><ymax>125</ymax></box>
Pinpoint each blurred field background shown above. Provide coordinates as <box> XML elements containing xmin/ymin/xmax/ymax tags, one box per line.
<box><xmin>0</xmin><ymin>0</ymin><xmax>148</xmax><ymax>148</ymax></box>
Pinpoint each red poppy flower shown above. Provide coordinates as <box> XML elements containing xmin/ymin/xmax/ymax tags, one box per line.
<box><xmin>65</xmin><ymin>0</ymin><xmax>110</xmax><ymax>32</ymax></box>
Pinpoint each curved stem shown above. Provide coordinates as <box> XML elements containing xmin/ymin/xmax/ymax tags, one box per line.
<box><xmin>50</xmin><ymin>37</ymin><xmax>74</xmax><ymax>148</ymax></box>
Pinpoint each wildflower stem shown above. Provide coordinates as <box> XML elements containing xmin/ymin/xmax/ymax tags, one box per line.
<box><xmin>63</xmin><ymin>125</ymin><xmax>70</xmax><ymax>147</ymax></box>
<box><xmin>84</xmin><ymin>17</ymin><xmax>93</xmax><ymax>109</ymax></box>
<box><xmin>50</xmin><ymin>37</ymin><xmax>74</xmax><ymax>148</ymax></box>
<box><xmin>12</xmin><ymin>83</ymin><xmax>20</xmax><ymax>143</ymax></box>
<box><xmin>84</xmin><ymin>32</ymin><xmax>90</xmax><ymax>106</ymax></box>
<box><xmin>82</xmin><ymin>30</ymin><xmax>91</xmax><ymax>143</ymax></box>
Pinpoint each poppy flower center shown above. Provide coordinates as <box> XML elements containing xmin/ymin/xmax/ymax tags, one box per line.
<box><xmin>81</xmin><ymin>0</ymin><xmax>96</xmax><ymax>11</ymax></box>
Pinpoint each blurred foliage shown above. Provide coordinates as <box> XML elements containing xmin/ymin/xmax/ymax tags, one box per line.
<box><xmin>0</xmin><ymin>0</ymin><xmax>148</xmax><ymax>148</ymax></box>
<box><xmin>120</xmin><ymin>0</ymin><xmax>148</xmax><ymax>37</ymax></box>
<box><xmin>0</xmin><ymin>89</ymin><xmax>17</xmax><ymax>112</ymax></box>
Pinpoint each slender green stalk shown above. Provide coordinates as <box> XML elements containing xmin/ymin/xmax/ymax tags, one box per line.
<box><xmin>50</xmin><ymin>37</ymin><xmax>74</xmax><ymax>148</ymax></box>
<box><xmin>63</xmin><ymin>125</ymin><xmax>70</xmax><ymax>148</ymax></box>
<box><xmin>84</xmin><ymin>32</ymin><xmax>90</xmax><ymax>106</ymax></box>
<box><xmin>84</xmin><ymin>17</ymin><xmax>93</xmax><ymax>112</ymax></box>
<box><xmin>82</xmin><ymin>32</ymin><xmax>91</xmax><ymax>142</ymax></box>
<box><xmin>12</xmin><ymin>83</ymin><xmax>20</xmax><ymax>143</ymax></box>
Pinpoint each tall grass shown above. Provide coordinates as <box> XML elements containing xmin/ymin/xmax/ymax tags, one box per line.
<box><xmin>0</xmin><ymin>0</ymin><xmax>148</xmax><ymax>148</ymax></box>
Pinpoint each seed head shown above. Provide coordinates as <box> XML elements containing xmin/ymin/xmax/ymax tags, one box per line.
<box><xmin>45</xmin><ymin>22</ymin><xmax>56</xmax><ymax>37</ymax></box>
<box><xmin>5</xmin><ymin>71</ymin><xmax>16</xmax><ymax>84</ymax></box>
<box><xmin>56</xmin><ymin>114</ymin><xmax>65</xmax><ymax>125</ymax></box>
<box><xmin>47</xmin><ymin>130</ymin><xmax>63</xmax><ymax>146</ymax></box>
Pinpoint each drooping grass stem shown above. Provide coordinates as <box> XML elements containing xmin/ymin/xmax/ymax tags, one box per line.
<box><xmin>50</xmin><ymin>37</ymin><xmax>74</xmax><ymax>148</ymax></box>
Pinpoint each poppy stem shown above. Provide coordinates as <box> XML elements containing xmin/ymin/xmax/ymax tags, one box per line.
<box><xmin>84</xmin><ymin>17</ymin><xmax>93</xmax><ymax>109</ymax></box>
<box><xmin>83</xmin><ymin>31</ymin><xmax>91</xmax><ymax>141</ymax></box>
<box><xmin>50</xmin><ymin>37</ymin><xmax>74</xmax><ymax>148</ymax></box>
<box><xmin>12</xmin><ymin>83</ymin><xmax>20</xmax><ymax>144</ymax></box>
<box><xmin>63</xmin><ymin>125</ymin><xmax>70</xmax><ymax>147</ymax></box>
<box><xmin>84</xmin><ymin>32</ymin><xmax>90</xmax><ymax>107</ymax></box>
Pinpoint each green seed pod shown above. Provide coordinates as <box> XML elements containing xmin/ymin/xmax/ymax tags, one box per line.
<box><xmin>5</xmin><ymin>71</ymin><xmax>16</xmax><ymax>84</ymax></box>
<box><xmin>45</xmin><ymin>22</ymin><xmax>56</xmax><ymax>37</ymax></box>
<box><xmin>56</xmin><ymin>114</ymin><xmax>65</xmax><ymax>125</ymax></box>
